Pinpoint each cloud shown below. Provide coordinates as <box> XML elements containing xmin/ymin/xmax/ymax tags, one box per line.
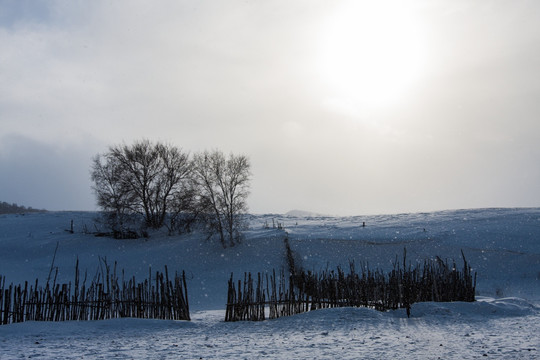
<box><xmin>0</xmin><ymin>134</ymin><xmax>99</xmax><ymax>210</ymax></box>
<box><xmin>0</xmin><ymin>1</ymin><xmax>539</xmax><ymax>215</ymax></box>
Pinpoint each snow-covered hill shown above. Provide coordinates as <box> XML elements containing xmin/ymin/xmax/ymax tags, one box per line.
<box><xmin>1</xmin><ymin>208</ymin><xmax>539</xmax><ymax>359</ymax></box>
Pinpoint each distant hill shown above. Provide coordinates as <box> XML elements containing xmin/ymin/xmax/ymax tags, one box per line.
<box><xmin>285</xmin><ymin>209</ymin><xmax>330</xmax><ymax>217</ymax></box>
<box><xmin>0</xmin><ymin>201</ymin><xmax>45</xmax><ymax>214</ymax></box>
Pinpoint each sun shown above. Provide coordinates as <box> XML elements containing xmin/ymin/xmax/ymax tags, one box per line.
<box><xmin>317</xmin><ymin>1</ymin><xmax>427</xmax><ymax>116</ymax></box>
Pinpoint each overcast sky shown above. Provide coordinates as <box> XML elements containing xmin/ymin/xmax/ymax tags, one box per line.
<box><xmin>1</xmin><ymin>0</ymin><xmax>539</xmax><ymax>215</ymax></box>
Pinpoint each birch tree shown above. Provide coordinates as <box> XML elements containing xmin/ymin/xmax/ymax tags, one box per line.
<box><xmin>193</xmin><ymin>150</ymin><xmax>251</xmax><ymax>247</ymax></box>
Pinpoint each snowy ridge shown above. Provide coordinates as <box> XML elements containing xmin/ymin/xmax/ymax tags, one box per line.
<box><xmin>1</xmin><ymin>208</ymin><xmax>539</xmax><ymax>358</ymax></box>
<box><xmin>285</xmin><ymin>209</ymin><xmax>331</xmax><ymax>218</ymax></box>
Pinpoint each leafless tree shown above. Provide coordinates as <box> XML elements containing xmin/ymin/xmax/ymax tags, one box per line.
<box><xmin>193</xmin><ymin>150</ymin><xmax>251</xmax><ymax>247</ymax></box>
<box><xmin>91</xmin><ymin>140</ymin><xmax>192</xmax><ymax>233</ymax></box>
<box><xmin>92</xmin><ymin>141</ymin><xmax>251</xmax><ymax>242</ymax></box>
<box><xmin>91</xmin><ymin>152</ymin><xmax>138</xmax><ymax>236</ymax></box>
<box><xmin>166</xmin><ymin>177</ymin><xmax>200</xmax><ymax>235</ymax></box>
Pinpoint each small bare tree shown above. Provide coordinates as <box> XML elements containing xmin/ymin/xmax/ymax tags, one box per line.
<box><xmin>193</xmin><ymin>150</ymin><xmax>251</xmax><ymax>247</ymax></box>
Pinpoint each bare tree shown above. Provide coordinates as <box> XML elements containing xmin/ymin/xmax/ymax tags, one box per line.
<box><xmin>92</xmin><ymin>141</ymin><xmax>251</xmax><ymax>242</ymax></box>
<box><xmin>193</xmin><ymin>150</ymin><xmax>251</xmax><ymax>247</ymax></box>
<box><xmin>166</xmin><ymin>176</ymin><xmax>200</xmax><ymax>235</ymax></box>
<box><xmin>91</xmin><ymin>140</ymin><xmax>191</xmax><ymax>233</ymax></box>
<box><xmin>91</xmin><ymin>152</ymin><xmax>138</xmax><ymax>237</ymax></box>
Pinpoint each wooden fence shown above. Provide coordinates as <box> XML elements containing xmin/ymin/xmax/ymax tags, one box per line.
<box><xmin>0</xmin><ymin>260</ymin><xmax>190</xmax><ymax>325</ymax></box>
<box><xmin>225</xmin><ymin>249</ymin><xmax>476</xmax><ymax>321</ymax></box>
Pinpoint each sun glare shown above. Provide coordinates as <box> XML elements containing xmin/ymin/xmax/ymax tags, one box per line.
<box><xmin>317</xmin><ymin>1</ymin><xmax>427</xmax><ymax>116</ymax></box>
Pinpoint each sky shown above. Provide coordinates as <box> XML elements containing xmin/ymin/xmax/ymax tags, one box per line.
<box><xmin>1</xmin><ymin>0</ymin><xmax>539</xmax><ymax>216</ymax></box>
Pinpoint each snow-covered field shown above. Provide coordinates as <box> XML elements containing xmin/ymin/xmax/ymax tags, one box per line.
<box><xmin>1</xmin><ymin>208</ymin><xmax>539</xmax><ymax>359</ymax></box>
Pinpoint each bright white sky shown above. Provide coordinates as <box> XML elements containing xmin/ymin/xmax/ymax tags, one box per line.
<box><xmin>1</xmin><ymin>0</ymin><xmax>539</xmax><ymax>215</ymax></box>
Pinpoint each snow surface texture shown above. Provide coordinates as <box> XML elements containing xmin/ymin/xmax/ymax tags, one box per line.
<box><xmin>1</xmin><ymin>208</ymin><xmax>539</xmax><ymax>359</ymax></box>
